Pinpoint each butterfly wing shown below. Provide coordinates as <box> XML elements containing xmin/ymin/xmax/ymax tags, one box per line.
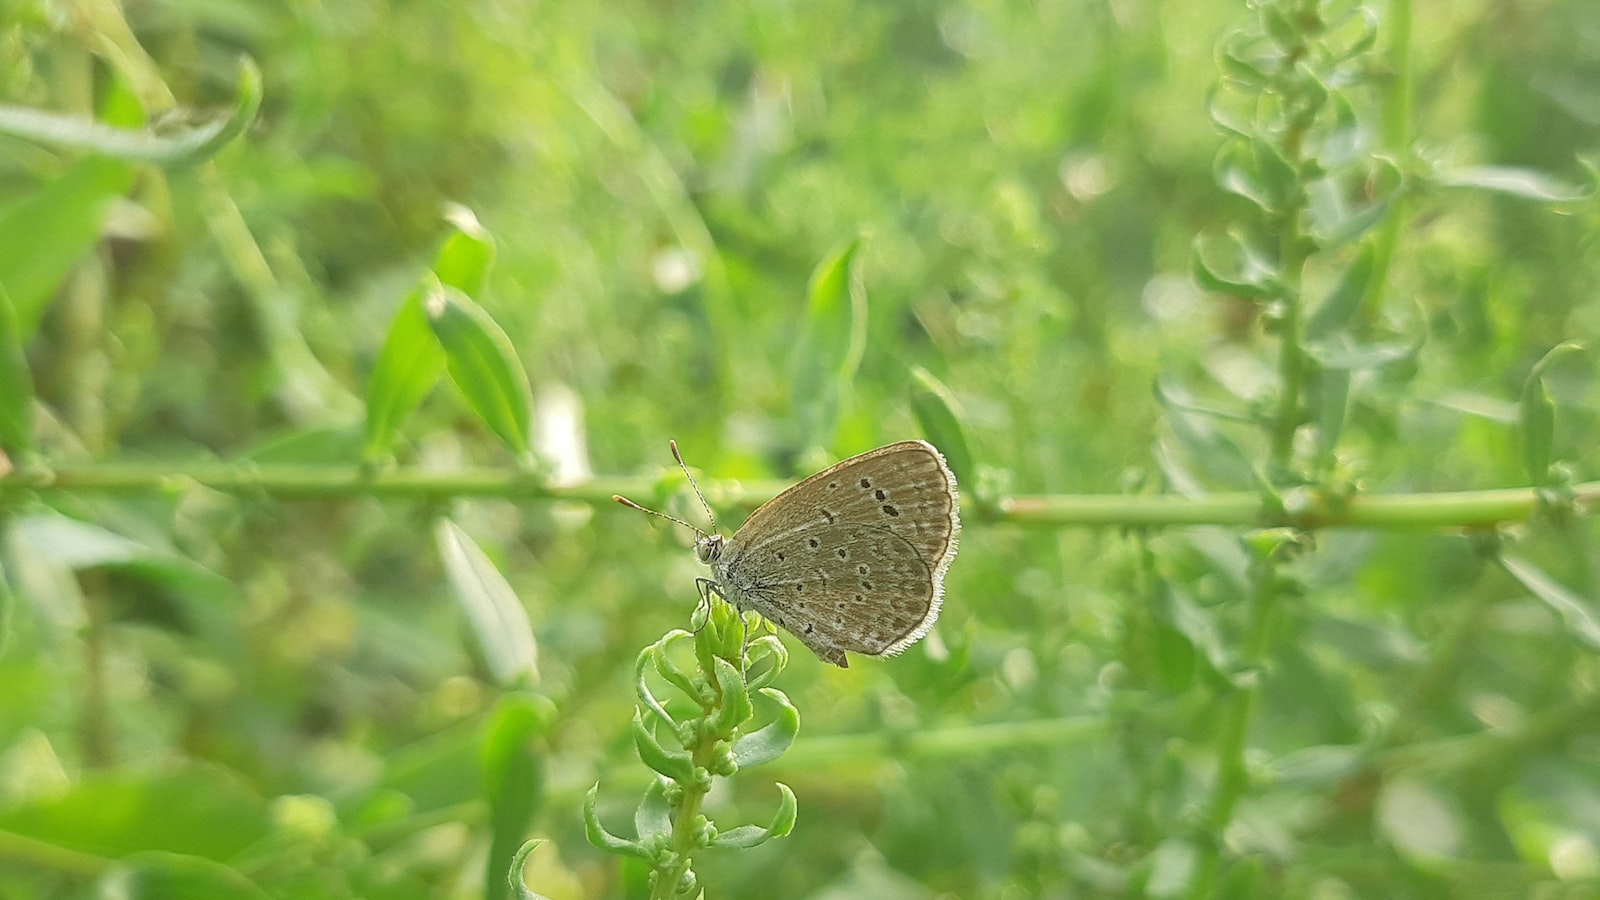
<box><xmin>732</xmin><ymin>440</ymin><xmax>959</xmax><ymax>586</ymax></box>
<box><xmin>720</xmin><ymin>523</ymin><xmax>937</xmax><ymax>666</ymax></box>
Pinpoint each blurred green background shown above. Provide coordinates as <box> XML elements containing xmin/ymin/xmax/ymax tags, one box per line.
<box><xmin>2</xmin><ymin>0</ymin><xmax>1599</xmax><ymax>897</ymax></box>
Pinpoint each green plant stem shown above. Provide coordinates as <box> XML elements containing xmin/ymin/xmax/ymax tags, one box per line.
<box><xmin>1189</xmin><ymin>555</ymin><xmax>1285</xmax><ymax>898</ymax></box>
<box><xmin>655</xmin><ymin>774</ymin><xmax>705</xmax><ymax>900</ymax></box>
<box><xmin>1364</xmin><ymin>0</ymin><xmax>1412</xmax><ymax>315</ymax></box>
<box><xmin>1265</xmin><ymin>3</ymin><xmax>1315</xmax><ymax>472</ymax></box>
<box><xmin>7</xmin><ymin>463</ymin><xmax>1596</xmax><ymax>531</ymax></box>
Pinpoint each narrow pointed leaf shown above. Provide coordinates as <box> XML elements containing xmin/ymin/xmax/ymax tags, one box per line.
<box><xmin>583</xmin><ymin>785</ymin><xmax>653</xmax><ymax>859</ymax></box>
<box><xmin>650</xmin><ymin>631</ymin><xmax>702</xmax><ymax>706</ymax></box>
<box><xmin>0</xmin><ymin>58</ymin><xmax>260</xmax><ymax>166</ymax></box>
<box><xmin>436</xmin><ymin>520</ymin><xmax>539</xmax><ymax>687</ymax></box>
<box><xmin>98</xmin><ymin>851</ymin><xmax>269</xmax><ymax>900</ymax></box>
<box><xmin>1519</xmin><ymin>378</ymin><xmax>1554</xmax><ymax>486</ymax></box>
<box><xmin>730</xmin><ymin>689</ymin><xmax>800</xmax><ymax>770</ymax></box>
<box><xmin>631</xmin><ymin>711</ymin><xmax>694</xmax><ymax>782</ymax></box>
<box><xmin>1312</xmin><ymin>366</ymin><xmax>1350</xmax><ymax>461</ymax></box>
<box><xmin>634</xmin><ymin>644</ymin><xmax>679</xmax><ymax>730</ymax></box>
<box><xmin>790</xmin><ymin>238</ymin><xmax>866</xmax><ymax>443</ymax></box>
<box><xmin>481</xmin><ymin>694</ymin><xmax>552</xmax><ymax>900</ymax></box>
<box><xmin>435</xmin><ymin>206</ymin><xmax>497</xmax><ymax>296</ymax></box>
<box><xmin>908</xmin><ymin>366</ymin><xmax>973</xmax><ymax>489</ymax></box>
<box><xmin>1519</xmin><ymin>342</ymin><xmax>1583</xmax><ymax>486</ymax></box>
<box><xmin>1305</xmin><ymin>246</ymin><xmax>1375</xmax><ymax>338</ymax></box>
<box><xmin>1191</xmin><ymin>232</ymin><xmax>1279</xmax><ymax>299</ymax></box>
<box><xmin>0</xmin><ymin>156</ymin><xmax>135</xmax><ymax>340</ymax></box>
<box><xmin>426</xmin><ymin>285</ymin><xmax>535</xmax><ymax>462</ymax></box>
<box><xmin>0</xmin><ymin>286</ymin><xmax>33</xmax><ymax>457</ymax></box>
<box><xmin>634</xmin><ymin>777</ymin><xmax>672</xmax><ymax>840</ymax></box>
<box><xmin>508</xmin><ymin>840</ymin><xmax>555</xmax><ymax>900</ymax></box>
<box><xmin>1500</xmin><ymin>555</ymin><xmax>1600</xmax><ymax>651</ymax></box>
<box><xmin>710</xmin><ymin>656</ymin><xmax>753</xmax><ymax>734</ymax></box>
<box><xmin>711</xmin><ymin>783</ymin><xmax>797</xmax><ymax>849</ymax></box>
<box><xmin>1435</xmin><ymin>166</ymin><xmax>1592</xmax><ymax>203</ymax></box>
<box><xmin>363</xmin><ymin>282</ymin><xmax>446</xmax><ymax>461</ymax></box>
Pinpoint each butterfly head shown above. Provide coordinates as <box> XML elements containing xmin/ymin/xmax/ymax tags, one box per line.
<box><xmin>695</xmin><ymin>533</ymin><xmax>725</xmax><ymax>565</ymax></box>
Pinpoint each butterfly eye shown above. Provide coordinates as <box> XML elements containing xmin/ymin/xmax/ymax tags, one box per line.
<box><xmin>696</xmin><ymin>535</ymin><xmax>724</xmax><ymax>563</ymax></box>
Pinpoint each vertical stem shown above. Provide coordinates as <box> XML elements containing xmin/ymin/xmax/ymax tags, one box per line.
<box><xmin>1193</xmin><ymin>562</ymin><xmax>1281</xmax><ymax>897</ymax></box>
<box><xmin>81</xmin><ymin>573</ymin><xmax>114</xmax><ymax>766</ymax></box>
<box><xmin>1365</xmin><ymin>0</ymin><xmax>1413</xmax><ymax>314</ymax></box>
<box><xmin>652</xmin><ymin>766</ymin><xmax>706</xmax><ymax>900</ymax></box>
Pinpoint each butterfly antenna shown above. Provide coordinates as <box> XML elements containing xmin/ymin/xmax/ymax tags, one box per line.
<box><xmin>669</xmin><ymin>439</ymin><xmax>719</xmax><ymax>533</ymax></box>
<box><xmin>612</xmin><ymin>493</ymin><xmax>707</xmax><ymax>537</ymax></box>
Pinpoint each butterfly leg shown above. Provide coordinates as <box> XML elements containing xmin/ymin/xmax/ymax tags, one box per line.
<box><xmin>690</xmin><ymin>577</ymin><xmax>723</xmax><ymax>634</ymax></box>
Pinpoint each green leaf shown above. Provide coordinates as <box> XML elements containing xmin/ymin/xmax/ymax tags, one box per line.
<box><xmin>1302</xmin><ymin>335</ymin><xmax>1419</xmax><ymax>371</ymax></box>
<box><xmin>1305</xmin><ymin>245</ymin><xmax>1375</xmax><ymax>338</ymax></box>
<box><xmin>363</xmin><ymin>281</ymin><xmax>447</xmax><ymax>461</ymax></box>
<box><xmin>1311</xmin><ymin>365</ymin><xmax>1350</xmax><ymax>461</ymax></box>
<box><xmin>0</xmin><ymin>285</ymin><xmax>34</xmax><ymax>459</ymax></box>
<box><xmin>908</xmin><ymin>366</ymin><xmax>974</xmax><ymax>490</ymax></box>
<box><xmin>1250</xmin><ymin>138</ymin><xmax>1303</xmax><ymax>213</ymax></box>
<box><xmin>507</xmin><ymin>840</ymin><xmax>555</xmax><ymax>900</ymax></box>
<box><xmin>631</xmin><ymin>710</ymin><xmax>695</xmax><ymax>782</ymax></box>
<box><xmin>0</xmin><ymin>551</ymin><xmax>15</xmax><ymax>657</ymax></box>
<box><xmin>7</xmin><ymin>511</ymin><xmax>234</xmax><ymax>606</ymax></box>
<box><xmin>97</xmin><ymin>852</ymin><xmax>270</xmax><ymax>900</ymax></box>
<box><xmin>709</xmin><ymin>655</ymin><xmax>753</xmax><ymax>735</ymax></box>
<box><xmin>729</xmin><ymin>688</ymin><xmax>800</xmax><ymax>770</ymax></box>
<box><xmin>650</xmin><ymin>630</ymin><xmax>703</xmax><ymax>706</ymax></box>
<box><xmin>363</xmin><ymin>212</ymin><xmax>500</xmax><ymax>462</ymax></box>
<box><xmin>435</xmin><ymin>519</ymin><xmax>539</xmax><ymax>687</ymax></box>
<box><xmin>0</xmin><ymin>57</ymin><xmax>261</xmax><ymax>166</ymax></box>
<box><xmin>1434</xmin><ymin>165</ymin><xmax>1593</xmax><ymax>203</ymax></box>
<box><xmin>1519</xmin><ymin>342</ymin><xmax>1583</xmax><ymax>486</ymax></box>
<box><xmin>1520</xmin><ymin>376</ymin><xmax>1555</xmax><ymax>487</ymax></box>
<box><xmin>711</xmin><ymin>783</ymin><xmax>797</xmax><ymax>849</ymax></box>
<box><xmin>1269</xmin><ymin>744</ymin><xmax>1366</xmax><ymax>786</ymax></box>
<box><xmin>1150</xmin><ymin>620</ymin><xmax>1198</xmax><ymax>694</ymax></box>
<box><xmin>481</xmin><ymin>693</ymin><xmax>552</xmax><ymax>900</ymax></box>
<box><xmin>790</xmin><ymin>237</ymin><xmax>866</xmax><ymax>445</ymax></box>
<box><xmin>1191</xmin><ymin>231</ymin><xmax>1280</xmax><ymax>299</ymax></box>
<box><xmin>1155</xmin><ymin>390</ymin><xmax>1257</xmax><ymax>491</ymax></box>
<box><xmin>1500</xmin><ymin>555</ymin><xmax>1600</xmax><ymax>652</ymax></box>
<box><xmin>634</xmin><ymin>643</ymin><xmax>679</xmax><ymax>730</ymax></box>
<box><xmin>0</xmin><ymin>156</ymin><xmax>135</xmax><ymax>340</ymax></box>
<box><xmin>634</xmin><ymin>777</ymin><xmax>672</xmax><ymax>840</ymax></box>
<box><xmin>1306</xmin><ymin>187</ymin><xmax>1392</xmax><ymax>251</ymax></box>
<box><xmin>426</xmin><ymin>284</ymin><xmax>535</xmax><ymax>462</ymax></box>
<box><xmin>435</xmin><ymin>206</ymin><xmax>497</xmax><ymax>296</ymax></box>
<box><xmin>0</xmin><ymin>767</ymin><xmax>269</xmax><ymax>859</ymax></box>
<box><xmin>583</xmin><ymin>784</ymin><xmax>653</xmax><ymax>860</ymax></box>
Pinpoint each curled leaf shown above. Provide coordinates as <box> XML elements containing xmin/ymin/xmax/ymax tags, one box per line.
<box><xmin>634</xmin><ymin>644</ymin><xmax>678</xmax><ymax>730</ymax></box>
<box><xmin>507</xmin><ymin>840</ymin><xmax>555</xmax><ymax>900</ymax></box>
<box><xmin>729</xmin><ymin>689</ymin><xmax>800</xmax><ymax>770</ymax></box>
<box><xmin>583</xmin><ymin>784</ymin><xmax>654</xmax><ymax>860</ymax></box>
<box><xmin>0</xmin><ymin>57</ymin><xmax>261</xmax><ymax>166</ymax></box>
<box><xmin>631</xmin><ymin>711</ymin><xmax>695</xmax><ymax>782</ymax></box>
<box><xmin>709</xmin><ymin>656</ymin><xmax>753</xmax><ymax>735</ymax></box>
<box><xmin>711</xmin><ymin>783</ymin><xmax>798</xmax><ymax>850</ymax></box>
<box><xmin>634</xmin><ymin>777</ymin><xmax>673</xmax><ymax>841</ymax></box>
<box><xmin>651</xmin><ymin>631</ymin><xmax>703</xmax><ymax>706</ymax></box>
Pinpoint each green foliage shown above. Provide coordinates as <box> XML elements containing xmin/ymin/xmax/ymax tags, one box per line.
<box><xmin>586</xmin><ymin>600</ymin><xmax>799</xmax><ymax>898</ymax></box>
<box><xmin>1</xmin><ymin>0</ymin><xmax>1599</xmax><ymax>898</ymax></box>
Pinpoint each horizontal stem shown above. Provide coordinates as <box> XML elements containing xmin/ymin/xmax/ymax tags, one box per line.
<box><xmin>2</xmin><ymin>463</ymin><xmax>1595</xmax><ymax>531</ymax></box>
